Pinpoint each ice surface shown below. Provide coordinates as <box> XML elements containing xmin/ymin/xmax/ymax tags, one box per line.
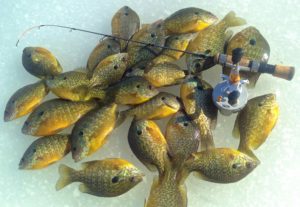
<box><xmin>0</xmin><ymin>0</ymin><xmax>300</xmax><ymax>206</ymax></box>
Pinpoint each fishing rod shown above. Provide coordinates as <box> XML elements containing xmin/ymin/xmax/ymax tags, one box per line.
<box><xmin>16</xmin><ymin>24</ymin><xmax>295</xmax><ymax>81</ymax></box>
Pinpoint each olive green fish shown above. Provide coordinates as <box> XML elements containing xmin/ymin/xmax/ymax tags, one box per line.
<box><xmin>145</xmin><ymin>171</ymin><xmax>187</xmax><ymax>207</ymax></box>
<box><xmin>108</xmin><ymin>76</ymin><xmax>159</xmax><ymax>105</ymax></box>
<box><xmin>22</xmin><ymin>99</ymin><xmax>97</xmax><ymax>136</ymax></box>
<box><xmin>144</xmin><ymin>62</ymin><xmax>187</xmax><ymax>87</ymax></box>
<box><xmin>4</xmin><ymin>81</ymin><xmax>49</xmax><ymax>122</ymax></box>
<box><xmin>87</xmin><ymin>38</ymin><xmax>120</xmax><ymax>76</ymax></box>
<box><xmin>165</xmin><ymin>111</ymin><xmax>200</xmax><ymax>168</ymax></box>
<box><xmin>163</xmin><ymin>7</ymin><xmax>218</xmax><ymax>35</ymax></box>
<box><xmin>180</xmin><ymin>77</ymin><xmax>218</xmax><ymax>150</ymax></box>
<box><xmin>90</xmin><ymin>53</ymin><xmax>129</xmax><ymax>87</ymax></box>
<box><xmin>19</xmin><ymin>134</ymin><xmax>71</xmax><ymax>170</ymax></box>
<box><xmin>124</xmin><ymin>67</ymin><xmax>145</xmax><ymax>77</ymax></box>
<box><xmin>22</xmin><ymin>47</ymin><xmax>63</xmax><ymax>78</ymax></box>
<box><xmin>127</xmin><ymin>20</ymin><xmax>166</xmax><ymax>67</ymax></box>
<box><xmin>233</xmin><ymin>94</ymin><xmax>279</xmax><ymax>161</ymax></box>
<box><xmin>224</xmin><ymin>26</ymin><xmax>270</xmax><ymax>87</ymax></box>
<box><xmin>118</xmin><ymin>92</ymin><xmax>181</xmax><ymax>125</ymax></box>
<box><xmin>128</xmin><ymin>119</ymin><xmax>170</xmax><ymax>175</ymax></box>
<box><xmin>187</xmin><ymin>11</ymin><xmax>246</xmax><ymax>73</ymax></box>
<box><xmin>111</xmin><ymin>6</ymin><xmax>140</xmax><ymax>51</ymax></box>
<box><xmin>46</xmin><ymin>70</ymin><xmax>95</xmax><ymax>101</ymax></box>
<box><xmin>183</xmin><ymin>148</ymin><xmax>259</xmax><ymax>183</ymax></box>
<box><xmin>56</xmin><ymin>158</ymin><xmax>144</xmax><ymax>197</ymax></box>
<box><xmin>71</xmin><ymin>103</ymin><xmax>118</xmax><ymax>162</ymax></box>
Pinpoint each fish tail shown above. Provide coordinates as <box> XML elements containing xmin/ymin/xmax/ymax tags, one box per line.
<box><xmin>115</xmin><ymin>111</ymin><xmax>127</xmax><ymax>128</ymax></box>
<box><xmin>55</xmin><ymin>164</ymin><xmax>75</xmax><ymax>191</ymax></box>
<box><xmin>238</xmin><ymin>145</ymin><xmax>261</xmax><ymax>163</ymax></box>
<box><xmin>223</xmin><ymin>11</ymin><xmax>247</xmax><ymax>27</ymax></box>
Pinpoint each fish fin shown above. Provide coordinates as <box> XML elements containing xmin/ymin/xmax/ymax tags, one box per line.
<box><xmin>55</xmin><ymin>164</ymin><xmax>75</xmax><ymax>191</ymax></box>
<box><xmin>78</xmin><ymin>183</ymin><xmax>93</xmax><ymax>194</ymax></box>
<box><xmin>193</xmin><ymin>171</ymin><xmax>210</xmax><ymax>181</ymax></box>
<box><xmin>74</xmin><ymin>67</ymin><xmax>88</xmax><ymax>73</ymax></box>
<box><xmin>179</xmin><ymin>184</ymin><xmax>188</xmax><ymax>207</ymax></box>
<box><xmin>200</xmin><ymin>131</ymin><xmax>215</xmax><ymax>151</ymax></box>
<box><xmin>115</xmin><ymin>111</ymin><xmax>127</xmax><ymax>128</ymax></box>
<box><xmin>224</xmin><ymin>30</ymin><xmax>234</xmax><ymax>42</ymax></box>
<box><xmin>232</xmin><ymin>114</ymin><xmax>241</xmax><ymax>139</ymax></box>
<box><xmin>223</xmin><ymin>11</ymin><xmax>247</xmax><ymax>27</ymax></box>
<box><xmin>81</xmin><ymin>160</ymin><xmax>100</xmax><ymax>169</ymax></box>
<box><xmin>238</xmin><ymin>145</ymin><xmax>260</xmax><ymax>163</ymax></box>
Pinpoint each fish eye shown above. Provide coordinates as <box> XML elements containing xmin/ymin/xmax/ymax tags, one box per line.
<box><xmin>194</xmin><ymin>62</ymin><xmax>201</xmax><ymax>69</ymax></box>
<box><xmin>24</xmin><ymin>121</ymin><xmax>29</xmax><ymax>126</ymax></box>
<box><xmin>183</xmin><ymin>122</ymin><xmax>189</xmax><ymax>127</ymax></box>
<box><xmin>194</xmin><ymin>11</ymin><xmax>199</xmax><ymax>15</ymax></box>
<box><xmin>72</xmin><ymin>147</ymin><xmax>76</xmax><ymax>151</ymax></box>
<box><xmin>107</xmin><ymin>44</ymin><xmax>111</xmax><ymax>49</ymax></box>
<box><xmin>205</xmin><ymin>49</ymin><xmax>211</xmax><ymax>54</ymax></box>
<box><xmin>136</xmin><ymin>130</ymin><xmax>142</xmax><ymax>135</ymax></box>
<box><xmin>111</xmin><ymin>176</ymin><xmax>119</xmax><ymax>183</ymax></box>
<box><xmin>32</xmin><ymin>148</ymin><xmax>36</xmax><ymax>153</ymax></box>
<box><xmin>129</xmin><ymin>176</ymin><xmax>136</xmax><ymax>182</ymax></box>
<box><xmin>21</xmin><ymin>158</ymin><xmax>25</xmax><ymax>162</ymax></box>
<box><xmin>121</xmin><ymin>57</ymin><xmax>126</xmax><ymax>62</ymax></box>
<box><xmin>136</xmin><ymin>84</ymin><xmax>140</xmax><ymax>88</ymax></box>
<box><xmin>11</xmin><ymin>99</ymin><xmax>16</xmax><ymax>104</ymax></box>
<box><xmin>197</xmin><ymin>85</ymin><xmax>203</xmax><ymax>90</ymax></box>
<box><xmin>258</xmin><ymin>102</ymin><xmax>264</xmax><ymax>107</ymax></box>
<box><xmin>161</xmin><ymin>96</ymin><xmax>166</xmax><ymax>101</ymax></box>
<box><xmin>124</xmin><ymin>12</ymin><xmax>129</xmax><ymax>16</ymax></box>
<box><xmin>232</xmin><ymin>163</ymin><xmax>240</xmax><ymax>169</ymax></box>
<box><xmin>150</xmin><ymin>33</ymin><xmax>156</xmax><ymax>38</ymax></box>
<box><xmin>38</xmin><ymin>111</ymin><xmax>44</xmax><ymax>116</ymax></box>
<box><xmin>175</xmin><ymin>36</ymin><xmax>179</xmax><ymax>40</ymax></box>
<box><xmin>63</xmin><ymin>76</ymin><xmax>67</xmax><ymax>80</ymax></box>
<box><xmin>78</xmin><ymin>131</ymin><xmax>84</xmax><ymax>136</ymax></box>
<box><xmin>249</xmin><ymin>39</ymin><xmax>256</xmax><ymax>46</ymax></box>
<box><xmin>148</xmin><ymin>85</ymin><xmax>152</xmax><ymax>90</ymax></box>
<box><xmin>176</xmin><ymin>96</ymin><xmax>181</xmax><ymax>101</ymax></box>
<box><xmin>157</xmin><ymin>24</ymin><xmax>162</xmax><ymax>28</ymax></box>
<box><xmin>113</xmin><ymin>65</ymin><xmax>118</xmax><ymax>70</ymax></box>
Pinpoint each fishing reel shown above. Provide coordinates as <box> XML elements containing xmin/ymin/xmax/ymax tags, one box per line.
<box><xmin>212</xmin><ymin>48</ymin><xmax>249</xmax><ymax>116</ymax></box>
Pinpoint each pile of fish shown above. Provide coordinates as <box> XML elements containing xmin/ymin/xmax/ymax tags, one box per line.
<box><xmin>5</xmin><ymin>6</ymin><xmax>280</xmax><ymax>207</ymax></box>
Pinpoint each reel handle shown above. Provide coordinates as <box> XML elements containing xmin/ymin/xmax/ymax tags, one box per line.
<box><xmin>215</xmin><ymin>53</ymin><xmax>295</xmax><ymax>81</ymax></box>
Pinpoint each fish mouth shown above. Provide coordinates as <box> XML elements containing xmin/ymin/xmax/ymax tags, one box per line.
<box><xmin>23</xmin><ymin>47</ymin><xmax>34</xmax><ymax>58</ymax></box>
<box><xmin>3</xmin><ymin>109</ymin><xmax>13</xmax><ymax>122</ymax></box>
<box><xmin>21</xmin><ymin>121</ymin><xmax>32</xmax><ymax>135</ymax></box>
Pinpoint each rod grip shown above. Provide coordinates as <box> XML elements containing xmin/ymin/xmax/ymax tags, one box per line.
<box><xmin>272</xmin><ymin>65</ymin><xmax>295</xmax><ymax>80</ymax></box>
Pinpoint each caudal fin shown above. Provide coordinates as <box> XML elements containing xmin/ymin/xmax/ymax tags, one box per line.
<box><xmin>55</xmin><ymin>164</ymin><xmax>75</xmax><ymax>191</ymax></box>
<box><xmin>223</xmin><ymin>11</ymin><xmax>247</xmax><ymax>27</ymax></box>
<box><xmin>115</xmin><ymin>111</ymin><xmax>127</xmax><ymax>128</ymax></box>
<box><xmin>238</xmin><ymin>145</ymin><xmax>261</xmax><ymax>163</ymax></box>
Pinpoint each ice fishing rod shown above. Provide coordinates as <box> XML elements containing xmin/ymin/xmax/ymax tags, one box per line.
<box><xmin>16</xmin><ymin>24</ymin><xmax>295</xmax><ymax>81</ymax></box>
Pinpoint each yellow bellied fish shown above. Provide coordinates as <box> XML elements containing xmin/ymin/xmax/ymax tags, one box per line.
<box><xmin>4</xmin><ymin>81</ymin><xmax>49</xmax><ymax>121</ymax></box>
<box><xmin>118</xmin><ymin>92</ymin><xmax>181</xmax><ymax>125</ymax></box>
<box><xmin>186</xmin><ymin>11</ymin><xmax>246</xmax><ymax>73</ymax></box>
<box><xmin>128</xmin><ymin>119</ymin><xmax>170</xmax><ymax>175</ymax></box>
<box><xmin>56</xmin><ymin>158</ymin><xmax>144</xmax><ymax>197</ymax></box>
<box><xmin>22</xmin><ymin>47</ymin><xmax>63</xmax><ymax>78</ymax></box>
<box><xmin>19</xmin><ymin>134</ymin><xmax>71</xmax><ymax>170</ymax></box>
<box><xmin>90</xmin><ymin>53</ymin><xmax>129</xmax><ymax>87</ymax></box>
<box><xmin>180</xmin><ymin>77</ymin><xmax>218</xmax><ymax>150</ymax></box>
<box><xmin>165</xmin><ymin>111</ymin><xmax>200</xmax><ymax>168</ymax></box>
<box><xmin>224</xmin><ymin>26</ymin><xmax>270</xmax><ymax>87</ymax></box>
<box><xmin>87</xmin><ymin>38</ymin><xmax>120</xmax><ymax>76</ymax></box>
<box><xmin>144</xmin><ymin>62</ymin><xmax>187</xmax><ymax>87</ymax></box>
<box><xmin>163</xmin><ymin>7</ymin><xmax>218</xmax><ymax>35</ymax></box>
<box><xmin>22</xmin><ymin>99</ymin><xmax>97</xmax><ymax>136</ymax></box>
<box><xmin>46</xmin><ymin>70</ymin><xmax>94</xmax><ymax>101</ymax></box>
<box><xmin>233</xmin><ymin>94</ymin><xmax>279</xmax><ymax>161</ymax></box>
<box><xmin>111</xmin><ymin>6</ymin><xmax>140</xmax><ymax>51</ymax></box>
<box><xmin>71</xmin><ymin>103</ymin><xmax>118</xmax><ymax>162</ymax></box>
<box><xmin>183</xmin><ymin>148</ymin><xmax>259</xmax><ymax>183</ymax></box>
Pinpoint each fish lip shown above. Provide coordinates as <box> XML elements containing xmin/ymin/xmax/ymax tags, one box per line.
<box><xmin>21</xmin><ymin>121</ymin><xmax>32</xmax><ymax>135</ymax></box>
<box><xmin>3</xmin><ymin>110</ymin><xmax>13</xmax><ymax>122</ymax></box>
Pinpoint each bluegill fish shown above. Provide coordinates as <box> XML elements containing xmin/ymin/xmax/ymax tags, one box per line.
<box><xmin>22</xmin><ymin>99</ymin><xmax>97</xmax><ymax>136</ymax></box>
<box><xmin>144</xmin><ymin>62</ymin><xmax>187</xmax><ymax>87</ymax></box>
<box><xmin>90</xmin><ymin>53</ymin><xmax>129</xmax><ymax>87</ymax></box>
<box><xmin>224</xmin><ymin>26</ymin><xmax>270</xmax><ymax>87</ymax></box>
<box><xmin>56</xmin><ymin>158</ymin><xmax>144</xmax><ymax>197</ymax></box>
<box><xmin>87</xmin><ymin>38</ymin><xmax>120</xmax><ymax>76</ymax></box>
<box><xmin>184</xmin><ymin>148</ymin><xmax>259</xmax><ymax>183</ymax></box>
<box><xmin>4</xmin><ymin>81</ymin><xmax>49</xmax><ymax>121</ymax></box>
<box><xmin>117</xmin><ymin>92</ymin><xmax>181</xmax><ymax>125</ymax></box>
<box><xmin>46</xmin><ymin>70</ymin><xmax>94</xmax><ymax>101</ymax></box>
<box><xmin>111</xmin><ymin>6</ymin><xmax>140</xmax><ymax>51</ymax></box>
<box><xmin>180</xmin><ymin>77</ymin><xmax>218</xmax><ymax>150</ymax></box>
<box><xmin>128</xmin><ymin>119</ymin><xmax>170</xmax><ymax>175</ymax></box>
<box><xmin>165</xmin><ymin>111</ymin><xmax>200</xmax><ymax>168</ymax></box>
<box><xmin>233</xmin><ymin>94</ymin><xmax>279</xmax><ymax>161</ymax></box>
<box><xmin>22</xmin><ymin>47</ymin><xmax>63</xmax><ymax>78</ymax></box>
<box><xmin>186</xmin><ymin>11</ymin><xmax>246</xmax><ymax>73</ymax></box>
<box><xmin>163</xmin><ymin>7</ymin><xmax>218</xmax><ymax>35</ymax></box>
<box><xmin>19</xmin><ymin>134</ymin><xmax>70</xmax><ymax>170</ymax></box>
<box><xmin>71</xmin><ymin>103</ymin><xmax>118</xmax><ymax>162</ymax></box>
